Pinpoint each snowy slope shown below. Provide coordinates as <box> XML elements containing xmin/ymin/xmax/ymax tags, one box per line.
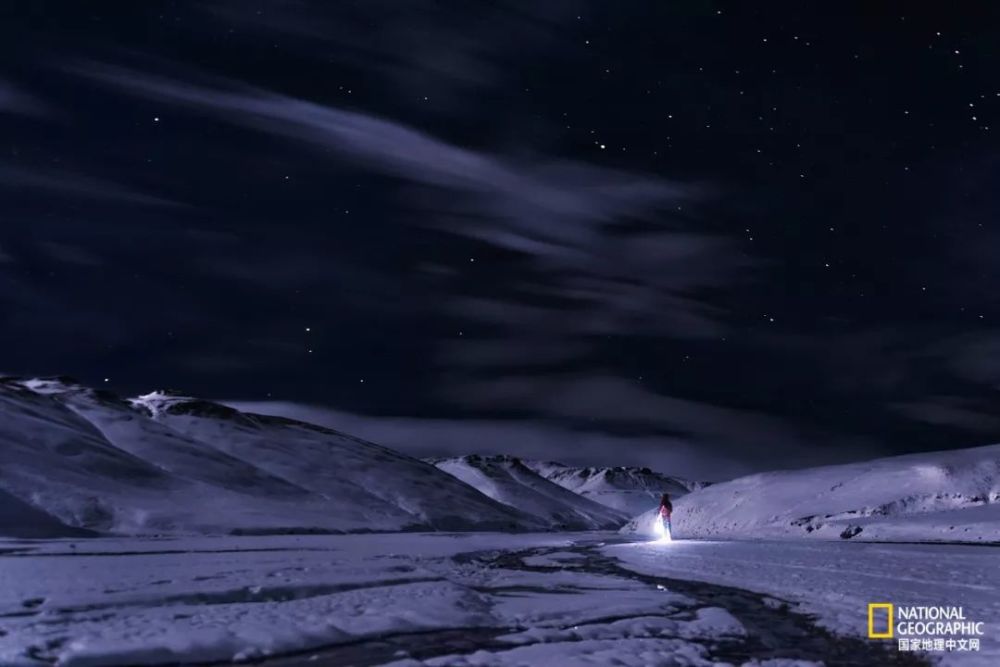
<box><xmin>622</xmin><ymin>443</ymin><xmax>1000</xmax><ymax>543</ymax></box>
<box><xmin>429</xmin><ymin>455</ymin><xmax>628</xmax><ymax>529</ymax></box>
<box><xmin>130</xmin><ymin>391</ymin><xmax>542</xmax><ymax>532</ymax></box>
<box><xmin>0</xmin><ymin>378</ymin><xmax>217</xmax><ymax>535</ymax></box>
<box><xmin>22</xmin><ymin>379</ymin><xmax>316</xmax><ymax>498</ymax></box>
<box><xmin>0</xmin><ymin>378</ymin><xmax>376</xmax><ymax>535</ymax></box>
<box><xmin>526</xmin><ymin>460</ymin><xmax>704</xmax><ymax>516</ymax></box>
<box><xmin>0</xmin><ymin>487</ymin><xmax>93</xmax><ymax>538</ymax></box>
<box><xmin>0</xmin><ymin>378</ymin><xmax>542</xmax><ymax>536</ymax></box>
<box><xmin>12</xmin><ymin>378</ymin><xmax>386</xmax><ymax>535</ymax></box>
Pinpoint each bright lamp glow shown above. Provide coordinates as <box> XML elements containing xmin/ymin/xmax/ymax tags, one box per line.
<box><xmin>652</xmin><ymin>516</ymin><xmax>672</xmax><ymax>543</ymax></box>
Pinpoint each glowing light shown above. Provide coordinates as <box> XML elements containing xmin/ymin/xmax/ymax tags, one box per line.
<box><xmin>651</xmin><ymin>516</ymin><xmax>673</xmax><ymax>544</ymax></box>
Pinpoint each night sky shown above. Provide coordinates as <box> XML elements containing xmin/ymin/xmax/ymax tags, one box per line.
<box><xmin>3</xmin><ymin>2</ymin><xmax>1000</xmax><ymax>479</ymax></box>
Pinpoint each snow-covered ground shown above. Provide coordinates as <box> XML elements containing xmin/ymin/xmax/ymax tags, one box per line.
<box><xmin>429</xmin><ymin>455</ymin><xmax>628</xmax><ymax>529</ymax></box>
<box><xmin>2</xmin><ymin>533</ymin><xmax>995</xmax><ymax>666</ymax></box>
<box><xmin>526</xmin><ymin>460</ymin><xmax>703</xmax><ymax>516</ymax></box>
<box><xmin>608</xmin><ymin>539</ymin><xmax>1000</xmax><ymax>667</ymax></box>
<box><xmin>623</xmin><ymin>443</ymin><xmax>1000</xmax><ymax>544</ymax></box>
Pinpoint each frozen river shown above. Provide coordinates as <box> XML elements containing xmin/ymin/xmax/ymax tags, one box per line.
<box><xmin>0</xmin><ymin>533</ymin><xmax>995</xmax><ymax>666</ymax></box>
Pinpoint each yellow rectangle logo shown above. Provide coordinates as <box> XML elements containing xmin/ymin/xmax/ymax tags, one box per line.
<box><xmin>868</xmin><ymin>603</ymin><xmax>894</xmax><ymax>639</ymax></box>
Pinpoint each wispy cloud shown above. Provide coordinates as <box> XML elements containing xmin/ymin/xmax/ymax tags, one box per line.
<box><xmin>221</xmin><ymin>400</ymin><xmax>755</xmax><ymax>481</ymax></box>
<box><xmin>937</xmin><ymin>331</ymin><xmax>1000</xmax><ymax>387</ymax></box>
<box><xmin>197</xmin><ymin>1</ymin><xmax>583</xmax><ymax>113</ymax></box>
<box><xmin>0</xmin><ymin>162</ymin><xmax>179</xmax><ymax>207</ymax></box>
<box><xmin>890</xmin><ymin>397</ymin><xmax>1000</xmax><ymax>433</ymax></box>
<box><xmin>0</xmin><ymin>80</ymin><xmax>46</xmax><ymax>116</ymax></box>
<box><xmin>77</xmin><ymin>63</ymin><xmax>691</xmax><ymax>248</ymax></box>
<box><xmin>222</xmin><ymin>393</ymin><xmax>893</xmax><ymax>480</ymax></box>
<box><xmin>74</xmin><ymin>63</ymin><xmax>748</xmax><ymax>352</ymax></box>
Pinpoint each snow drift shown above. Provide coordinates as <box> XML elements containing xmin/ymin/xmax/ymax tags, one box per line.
<box><xmin>0</xmin><ymin>377</ymin><xmax>543</xmax><ymax>536</ymax></box>
<box><xmin>622</xmin><ymin>443</ymin><xmax>1000</xmax><ymax>543</ymax></box>
<box><xmin>429</xmin><ymin>455</ymin><xmax>629</xmax><ymax>529</ymax></box>
<box><xmin>526</xmin><ymin>460</ymin><xmax>704</xmax><ymax>516</ymax></box>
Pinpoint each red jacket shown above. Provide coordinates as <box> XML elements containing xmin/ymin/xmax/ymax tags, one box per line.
<box><xmin>659</xmin><ymin>501</ymin><xmax>672</xmax><ymax>519</ymax></box>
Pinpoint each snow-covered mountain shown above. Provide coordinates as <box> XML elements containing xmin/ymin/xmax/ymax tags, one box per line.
<box><xmin>526</xmin><ymin>460</ymin><xmax>704</xmax><ymax>516</ymax></box>
<box><xmin>0</xmin><ymin>377</ymin><xmax>544</xmax><ymax>537</ymax></box>
<box><xmin>622</xmin><ymin>443</ymin><xmax>1000</xmax><ymax>543</ymax></box>
<box><xmin>0</xmin><ymin>379</ymin><xmax>216</xmax><ymax>537</ymax></box>
<box><xmin>429</xmin><ymin>455</ymin><xmax>629</xmax><ymax>530</ymax></box>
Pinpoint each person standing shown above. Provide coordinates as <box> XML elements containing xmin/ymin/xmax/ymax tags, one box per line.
<box><xmin>658</xmin><ymin>493</ymin><xmax>673</xmax><ymax>538</ymax></box>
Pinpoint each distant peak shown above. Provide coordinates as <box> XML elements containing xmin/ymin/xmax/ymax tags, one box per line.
<box><xmin>128</xmin><ymin>391</ymin><xmax>181</xmax><ymax>418</ymax></box>
<box><xmin>433</xmin><ymin>454</ymin><xmax>533</xmax><ymax>470</ymax></box>
<box><xmin>129</xmin><ymin>390</ymin><xmax>224</xmax><ymax>419</ymax></box>
<box><xmin>137</xmin><ymin>388</ymin><xmax>193</xmax><ymax>399</ymax></box>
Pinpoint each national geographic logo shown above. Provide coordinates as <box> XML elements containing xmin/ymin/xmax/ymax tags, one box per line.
<box><xmin>868</xmin><ymin>603</ymin><xmax>894</xmax><ymax>639</ymax></box>
<box><xmin>868</xmin><ymin>603</ymin><xmax>985</xmax><ymax>654</ymax></box>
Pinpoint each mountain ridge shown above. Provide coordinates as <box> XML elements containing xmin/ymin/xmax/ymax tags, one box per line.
<box><xmin>428</xmin><ymin>454</ymin><xmax>629</xmax><ymax>530</ymax></box>
<box><xmin>525</xmin><ymin>459</ymin><xmax>706</xmax><ymax>516</ymax></box>
<box><xmin>0</xmin><ymin>377</ymin><xmax>544</xmax><ymax>537</ymax></box>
